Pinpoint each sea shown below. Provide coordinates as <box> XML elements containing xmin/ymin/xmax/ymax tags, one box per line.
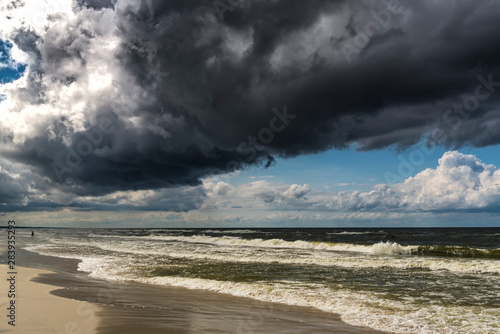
<box><xmin>18</xmin><ymin>227</ymin><xmax>500</xmax><ymax>333</ymax></box>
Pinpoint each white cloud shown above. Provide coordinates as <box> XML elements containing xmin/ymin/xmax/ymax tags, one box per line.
<box><xmin>201</xmin><ymin>151</ymin><xmax>500</xmax><ymax>213</ymax></box>
<box><xmin>265</xmin><ymin>211</ymin><xmax>305</xmax><ymax>222</ymax></box>
<box><xmin>333</xmin><ymin>182</ymin><xmax>356</xmax><ymax>187</ymax></box>
<box><xmin>395</xmin><ymin>151</ymin><xmax>500</xmax><ymax>210</ymax></box>
<box><xmin>316</xmin><ymin>151</ymin><xmax>500</xmax><ymax>211</ymax></box>
<box><xmin>2</xmin><ymin>150</ymin><xmax>499</xmax><ymax>216</ymax></box>
<box><xmin>203</xmin><ymin>180</ymin><xmax>233</xmax><ymax>196</ymax></box>
<box><xmin>0</xmin><ymin>1</ymin><xmax>123</xmax><ymax>144</ymax></box>
<box><xmin>283</xmin><ymin>184</ymin><xmax>312</xmax><ymax>199</ymax></box>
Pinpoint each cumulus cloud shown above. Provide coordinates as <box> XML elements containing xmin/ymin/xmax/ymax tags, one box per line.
<box><xmin>312</xmin><ymin>151</ymin><xmax>500</xmax><ymax>212</ymax></box>
<box><xmin>394</xmin><ymin>151</ymin><xmax>500</xmax><ymax>210</ymax></box>
<box><xmin>1</xmin><ymin>0</ymin><xmax>500</xmax><ymax>211</ymax></box>
<box><xmin>283</xmin><ymin>184</ymin><xmax>312</xmax><ymax>199</ymax></box>
<box><xmin>254</xmin><ymin>182</ymin><xmax>312</xmax><ymax>207</ymax></box>
<box><xmin>204</xmin><ymin>180</ymin><xmax>232</xmax><ymax>196</ymax></box>
<box><xmin>2</xmin><ymin>150</ymin><xmax>499</xmax><ymax>213</ymax></box>
<box><xmin>199</xmin><ymin>152</ymin><xmax>500</xmax><ymax>213</ymax></box>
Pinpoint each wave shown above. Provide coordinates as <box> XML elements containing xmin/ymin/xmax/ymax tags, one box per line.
<box><xmin>416</xmin><ymin>245</ymin><xmax>500</xmax><ymax>259</ymax></box>
<box><xmin>326</xmin><ymin>230</ymin><xmax>388</xmax><ymax>235</ymax></box>
<box><xmin>371</xmin><ymin>241</ymin><xmax>417</xmax><ymax>254</ymax></box>
<box><xmin>20</xmin><ymin>229</ymin><xmax>500</xmax><ymax>334</ymax></box>
<box><xmin>139</xmin><ymin>234</ymin><xmax>417</xmax><ymax>254</ymax></box>
<box><xmin>85</xmin><ymin>232</ymin><xmax>500</xmax><ymax>260</ymax></box>
<box><xmin>22</xmin><ymin>246</ymin><xmax>500</xmax><ymax>334</ymax></box>
<box><xmin>149</xmin><ymin>229</ymin><xmax>197</xmax><ymax>233</ymax></box>
<box><xmin>23</xmin><ymin>228</ymin><xmax>500</xmax><ymax>276</ymax></box>
<box><xmin>74</xmin><ymin>257</ymin><xmax>500</xmax><ymax>334</ymax></box>
<box><xmin>203</xmin><ymin>229</ymin><xmax>259</xmax><ymax>234</ymax></box>
<box><xmin>156</xmin><ymin>235</ymin><xmax>500</xmax><ymax>258</ymax></box>
<box><xmin>26</xmin><ymin>240</ymin><xmax>500</xmax><ymax>276</ymax></box>
<box><xmin>372</xmin><ymin>242</ymin><xmax>500</xmax><ymax>259</ymax></box>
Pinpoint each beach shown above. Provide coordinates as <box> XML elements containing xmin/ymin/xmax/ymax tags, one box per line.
<box><xmin>1</xmin><ymin>247</ymin><xmax>386</xmax><ymax>333</ymax></box>
<box><xmin>3</xmin><ymin>227</ymin><xmax>500</xmax><ymax>333</ymax></box>
<box><xmin>0</xmin><ymin>263</ymin><xmax>100</xmax><ymax>334</ymax></box>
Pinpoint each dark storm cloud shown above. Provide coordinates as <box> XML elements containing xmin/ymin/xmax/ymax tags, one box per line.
<box><xmin>0</xmin><ymin>166</ymin><xmax>30</xmax><ymax>206</ymax></box>
<box><xmin>109</xmin><ymin>0</ymin><xmax>500</xmax><ymax>157</ymax></box>
<box><xmin>76</xmin><ymin>0</ymin><xmax>116</xmax><ymax>10</ymax></box>
<box><xmin>2</xmin><ymin>0</ymin><xmax>500</xmax><ymax>207</ymax></box>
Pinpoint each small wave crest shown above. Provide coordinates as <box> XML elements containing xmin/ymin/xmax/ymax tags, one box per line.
<box><xmin>370</xmin><ymin>241</ymin><xmax>417</xmax><ymax>255</ymax></box>
<box><xmin>203</xmin><ymin>229</ymin><xmax>258</xmax><ymax>234</ymax></box>
<box><xmin>326</xmin><ymin>230</ymin><xmax>388</xmax><ymax>235</ymax></box>
<box><xmin>142</xmin><ymin>234</ymin><xmax>373</xmax><ymax>253</ymax></box>
<box><xmin>416</xmin><ymin>245</ymin><xmax>500</xmax><ymax>259</ymax></box>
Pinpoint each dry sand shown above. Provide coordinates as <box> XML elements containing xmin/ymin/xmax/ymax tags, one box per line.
<box><xmin>0</xmin><ymin>264</ymin><xmax>100</xmax><ymax>333</ymax></box>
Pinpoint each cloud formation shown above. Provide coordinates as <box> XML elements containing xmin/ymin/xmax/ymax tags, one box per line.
<box><xmin>1</xmin><ymin>0</ymin><xmax>500</xmax><ymax>208</ymax></box>
<box><xmin>393</xmin><ymin>151</ymin><xmax>500</xmax><ymax>211</ymax></box>
<box><xmin>202</xmin><ymin>151</ymin><xmax>500</xmax><ymax>213</ymax></box>
<box><xmin>325</xmin><ymin>151</ymin><xmax>500</xmax><ymax>211</ymax></box>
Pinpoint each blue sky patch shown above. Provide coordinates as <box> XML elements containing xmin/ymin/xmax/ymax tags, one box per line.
<box><xmin>0</xmin><ymin>39</ymin><xmax>27</xmax><ymax>84</ymax></box>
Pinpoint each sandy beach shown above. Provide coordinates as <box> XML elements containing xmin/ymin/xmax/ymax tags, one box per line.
<box><xmin>0</xmin><ymin>248</ymin><xmax>388</xmax><ymax>333</ymax></box>
<box><xmin>0</xmin><ymin>264</ymin><xmax>100</xmax><ymax>333</ymax></box>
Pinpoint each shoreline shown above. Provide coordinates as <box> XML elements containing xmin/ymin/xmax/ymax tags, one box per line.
<box><xmin>0</xmin><ymin>263</ymin><xmax>100</xmax><ymax>333</ymax></box>
<box><xmin>1</xmin><ymin>248</ymin><xmax>389</xmax><ymax>333</ymax></box>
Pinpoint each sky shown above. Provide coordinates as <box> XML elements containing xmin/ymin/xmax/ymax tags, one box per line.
<box><xmin>1</xmin><ymin>0</ymin><xmax>500</xmax><ymax>228</ymax></box>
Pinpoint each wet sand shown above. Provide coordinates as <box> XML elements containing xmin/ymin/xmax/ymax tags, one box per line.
<box><xmin>1</xmin><ymin>248</ymin><xmax>389</xmax><ymax>333</ymax></box>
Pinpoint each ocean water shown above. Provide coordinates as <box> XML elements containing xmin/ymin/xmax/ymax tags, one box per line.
<box><xmin>19</xmin><ymin>228</ymin><xmax>500</xmax><ymax>333</ymax></box>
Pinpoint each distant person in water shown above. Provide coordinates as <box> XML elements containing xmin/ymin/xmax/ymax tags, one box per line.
<box><xmin>31</xmin><ymin>230</ymin><xmax>34</xmax><ymax>237</ymax></box>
